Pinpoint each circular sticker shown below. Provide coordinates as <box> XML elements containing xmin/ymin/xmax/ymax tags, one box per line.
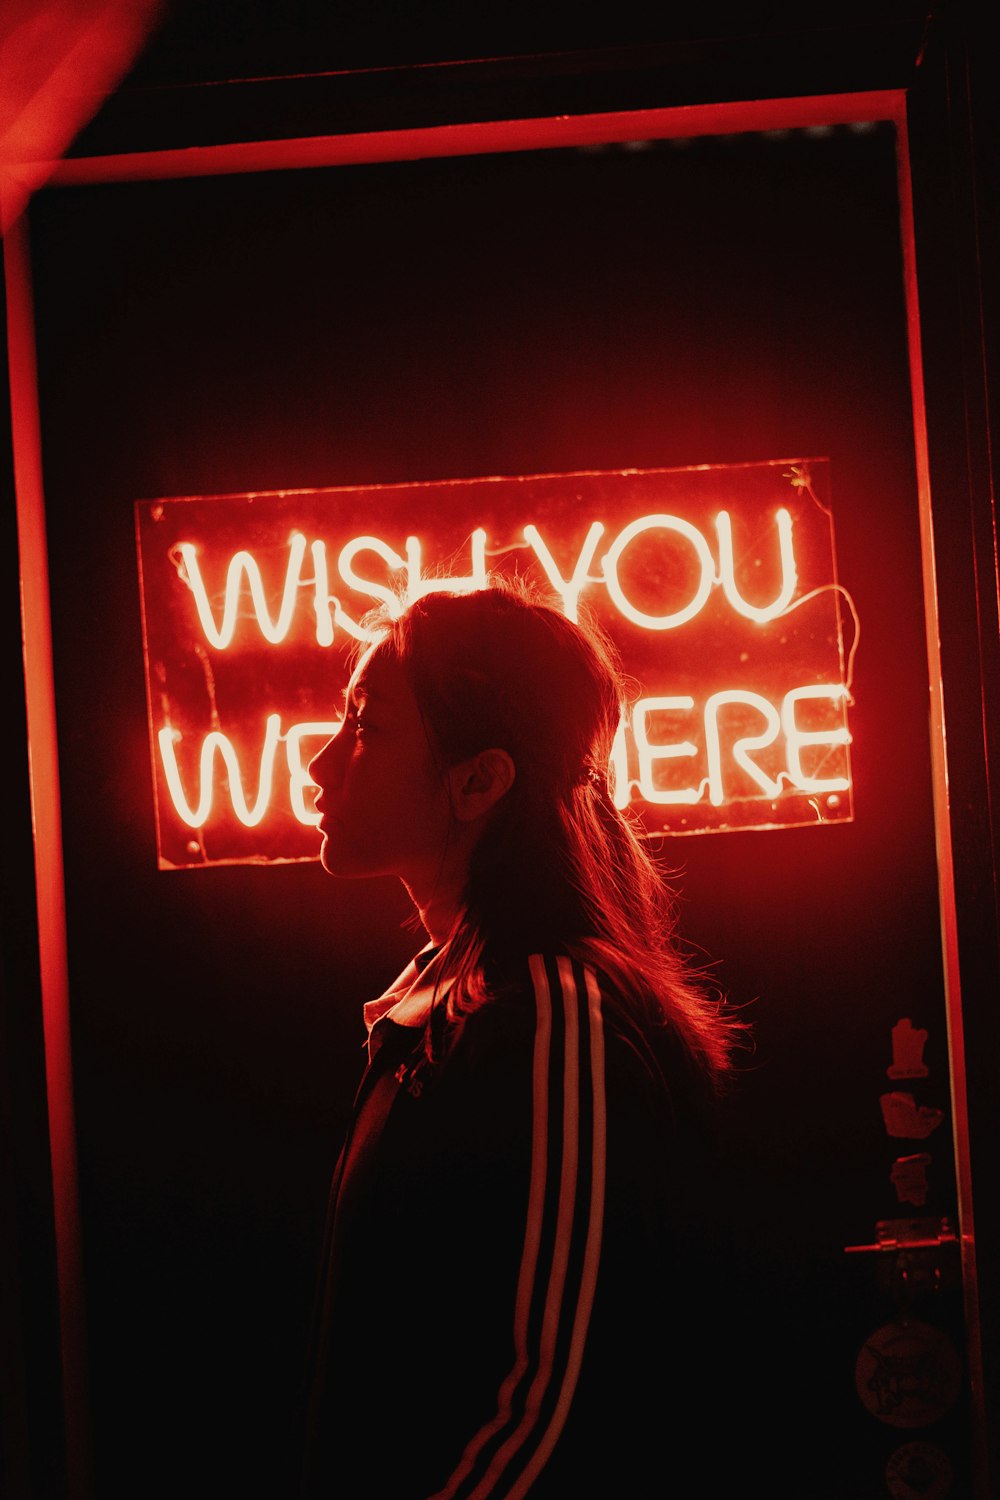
<box><xmin>885</xmin><ymin>1441</ymin><xmax>954</xmax><ymax>1500</ymax></box>
<box><xmin>855</xmin><ymin>1319</ymin><xmax>962</xmax><ymax>1429</ymax></box>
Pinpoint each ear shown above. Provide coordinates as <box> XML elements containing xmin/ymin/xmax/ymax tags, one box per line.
<box><xmin>446</xmin><ymin>748</ymin><xmax>516</xmax><ymax>824</ymax></box>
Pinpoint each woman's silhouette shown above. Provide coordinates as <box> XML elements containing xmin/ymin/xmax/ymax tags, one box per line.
<box><xmin>300</xmin><ymin>576</ymin><xmax>743</xmax><ymax>1498</ymax></box>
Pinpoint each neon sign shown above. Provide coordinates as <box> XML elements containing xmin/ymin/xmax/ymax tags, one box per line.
<box><xmin>135</xmin><ymin>459</ymin><xmax>857</xmax><ymax>868</ymax></box>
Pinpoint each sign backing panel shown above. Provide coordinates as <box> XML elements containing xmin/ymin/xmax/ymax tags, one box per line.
<box><xmin>135</xmin><ymin>457</ymin><xmax>855</xmax><ymax>867</ymax></box>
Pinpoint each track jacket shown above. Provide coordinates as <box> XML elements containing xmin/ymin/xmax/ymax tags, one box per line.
<box><xmin>300</xmin><ymin>943</ymin><xmax>711</xmax><ymax>1498</ymax></box>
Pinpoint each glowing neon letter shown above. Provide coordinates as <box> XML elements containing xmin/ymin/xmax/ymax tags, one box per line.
<box><xmin>311</xmin><ymin>541</ymin><xmax>335</xmax><ymax>647</ymax></box>
<box><xmin>782</xmin><ymin>684</ymin><xmax>852</xmax><ymax>793</ymax></box>
<box><xmin>704</xmin><ymin>691</ymin><xmax>782</xmax><ymax>806</ymax></box>
<box><xmin>523</xmin><ymin>522</ymin><xmax>605</xmax><ymax>622</ymax></box>
<box><xmin>715</xmin><ymin>508</ymin><xmax>797</xmax><ymax>622</ymax></box>
<box><xmin>176</xmin><ymin>533</ymin><xmax>308</xmax><ymax>648</ymax></box>
<box><xmin>406</xmin><ymin>529</ymin><xmax>488</xmax><ymax>603</ymax></box>
<box><xmin>311</xmin><ymin>540</ymin><xmax>382</xmax><ymax>646</ymax></box>
<box><xmin>158</xmin><ymin>714</ymin><xmax>283</xmax><ymax>827</ymax></box>
<box><xmin>632</xmin><ymin>697</ymin><xmax>701</xmax><ymax>805</ymax></box>
<box><xmin>608</xmin><ymin>714</ymin><xmax>630</xmax><ymax>810</ymax></box>
<box><xmin>602</xmin><ymin>515</ymin><xmax>714</xmax><ymax>629</ymax></box>
<box><xmin>285</xmin><ymin>721</ymin><xmax>343</xmax><ymax>824</ymax></box>
<box><xmin>337</xmin><ymin>535</ymin><xmax>407</xmax><ymax>629</ymax></box>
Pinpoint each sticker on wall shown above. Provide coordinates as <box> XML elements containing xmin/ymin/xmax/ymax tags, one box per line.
<box><xmin>855</xmin><ymin>1319</ymin><xmax>963</xmax><ymax>1429</ymax></box>
<box><xmin>880</xmin><ymin>1092</ymin><xmax>944</xmax><ymax>1140</ymax></box>
<box><xmin>885</xmin><ymin>1442</ymin><xmax>954</xmax><ymax>1500</ymax></box>
<box><xmin>135</xmin><ymin>457</ymin><xmax>857</xmax><ymax>867</ymax></box>
<box><xmin>890</xmin><ymin>1153</ymin><xmax>933</xmax><ymax>1207</ymax></box>
<box><xmin>887</xmin><ymin>1018</ymin><xmax>930</xmax><ymax>1080</ymax></box>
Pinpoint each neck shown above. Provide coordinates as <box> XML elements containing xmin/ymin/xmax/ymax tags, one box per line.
<box><xmin>403</xmin><ymin>871</ymin><xmax>467</xmax><ymax>947</ymax></box>
<box><xmin>402</xmin><ymin>822</ymin><xmax>479</xmax><ymax>947</ymax></box>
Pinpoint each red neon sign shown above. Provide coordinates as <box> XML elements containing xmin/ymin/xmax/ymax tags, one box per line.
<box><xmin>135</xmin><ymin>459</ymin><xmax>856</xmax><ymax>869</ymax></box>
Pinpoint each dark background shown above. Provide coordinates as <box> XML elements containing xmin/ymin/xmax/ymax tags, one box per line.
<box><xmin>25</xmin><ymin>109</ymin><xmax>968</xmax><ymax>1497</ymax></box>
<box><xmin>5</xmin><ymin>3</ymin><xmax>998</xmax><ymax>1499</ymax></box>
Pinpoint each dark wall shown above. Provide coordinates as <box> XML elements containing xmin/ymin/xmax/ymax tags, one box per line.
<box><xmin>27</xmin><ymin>119</ymin><xmax>970</xmax><ymax>1497</ymax></box>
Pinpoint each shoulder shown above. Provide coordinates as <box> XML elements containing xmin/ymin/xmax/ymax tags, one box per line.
<box><xmin>454</xmin><ymin>950</ymin><xmax>607</xmax><ymax>1040</ymax></box>
<box><xmin>453</xmin><ymin>951</ymin><xmax>669</xmax><ymax>1108</ymax></box>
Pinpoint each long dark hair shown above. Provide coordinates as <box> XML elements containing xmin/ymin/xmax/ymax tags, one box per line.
<box><xmin>363</xmin><ymin>574</ymin><xmax>743</xmax><ymax>1091</ymax></box>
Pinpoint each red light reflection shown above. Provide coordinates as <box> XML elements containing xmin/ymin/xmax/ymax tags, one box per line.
<box><xmin>135</xmin><ymin>458</ymin><xmax>856</xmax><ymax>867</ymax></box>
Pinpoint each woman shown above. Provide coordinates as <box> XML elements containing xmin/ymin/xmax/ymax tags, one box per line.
<box><xmin>300</xmin><ymin>577</ymin><xmax>742</xmax><ymax>1498</ymax></box>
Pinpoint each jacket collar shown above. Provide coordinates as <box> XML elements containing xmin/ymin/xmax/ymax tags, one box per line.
<box><xmin>362</xmin><ymin>941</ymin><xmax>454</xmax><ymax>1055</ymax></box>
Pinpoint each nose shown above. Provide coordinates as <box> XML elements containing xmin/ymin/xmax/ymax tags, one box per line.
<box><xmin>308</xmin><ymin>724</ymin><xmax>347</xmax><ymax>798</ymax></box>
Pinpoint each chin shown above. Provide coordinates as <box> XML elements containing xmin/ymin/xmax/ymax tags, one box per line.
<box><xmin>319</xmin><ymin>833</ymin><xmax>377</xmax><ymax>879</ymax></box>
<box><xmin>318</xmin><ymin>832</ymin><xmax>342</xmax><ymax>876</ymax></box>
<box><xmin>319</xmin><ymin>839</ymin><xmax>351</xmax><ymax>877</ymax></box>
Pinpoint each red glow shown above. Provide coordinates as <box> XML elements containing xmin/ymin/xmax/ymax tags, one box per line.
<box><xmin>4</xmin><ymin>210</ymin><xmax>91</xmax><ymax>1490</ymax></box>
<box><xmin>895</xmin><ymin>110</ymin><xmax>983</xmax><ymax>1450</ymax></box>
<box><xmin>0</xmin><ymin>0</ymin><xmax>164</xmax><ymax>233</ymax></box>
<box><xmin>43</xmin><ymin>93</ymin><xmax>903</xmax><ymax>190</ymax></box>
<box><xmin>136</xmin><ymin>459</ymin><xmax>856</xmax><ymax>867</ymax></box>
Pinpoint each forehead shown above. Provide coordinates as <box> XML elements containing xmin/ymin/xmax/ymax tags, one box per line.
<box><xmin>348</xmin><ymin>640</ymin><xmax>417</xmax><ymax>713</ymax></box>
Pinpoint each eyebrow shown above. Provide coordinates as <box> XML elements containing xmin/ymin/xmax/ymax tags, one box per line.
<box><xmin>343</xmin><ymin>683</ymin><xmax>379</xmax><ymax>707</ymax></box>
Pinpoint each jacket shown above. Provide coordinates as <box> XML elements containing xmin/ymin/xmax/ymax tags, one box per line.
<box><xmin>300</xmin><ymin>943</ymin><xmax>714</xmax><ymax>1498</ymax></box>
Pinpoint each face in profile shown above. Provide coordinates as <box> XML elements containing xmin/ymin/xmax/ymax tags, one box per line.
<box><xmin>308</xmin><ymin>641</ymin><xmax>453</xmax><ymax>884</ymax></box>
